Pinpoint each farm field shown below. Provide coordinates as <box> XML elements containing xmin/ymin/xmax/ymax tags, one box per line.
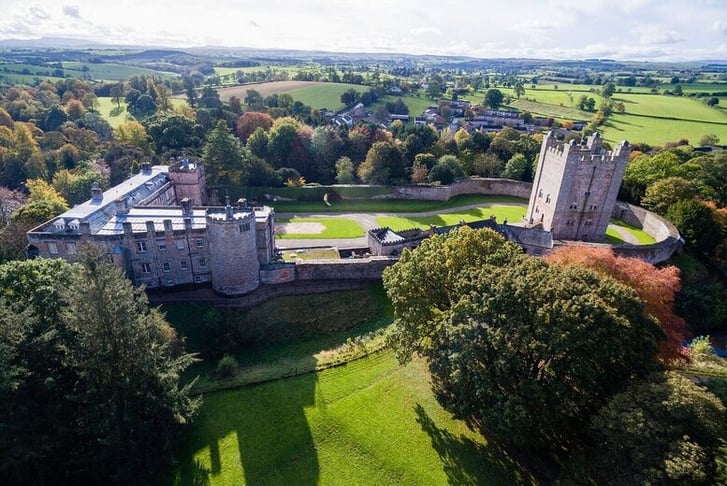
<box><xmin>510</xmin><ymin>98</ymin><xmax>592</xmax><ymax>121</ymax></box>
<box><xmin>170</xmin><ymin>350</ymin><xmax>526</xmax><ymax>486</ymax></box>
<box><xmin>284</xmin><ymin>83</ymin><xmax>367</xmax><ymax>111</ymax></box>
<box><xmin>61</xmin><ymin>61</ymin><xmax>177</xmax><ymax>80</ymax></box>
<box><xmin>612</xmin><ymin>93</ymin><xmax>727</xmax><ymax>121</ymax></box>
<box><xmin>602</xmin><ymin>112</ymin><xmax>727</xmax><ymax>146</ymax></box>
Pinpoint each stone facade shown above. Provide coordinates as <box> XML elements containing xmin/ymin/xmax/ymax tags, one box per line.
<box><xmin>526</xmin><ymin>132</ymin><xmax>630</xmax><ymax>241</ymax></box>
<box><xmin>27</xmin><ymin>161</ymin><xmax>276</xmax><ymax>296</ymax></box>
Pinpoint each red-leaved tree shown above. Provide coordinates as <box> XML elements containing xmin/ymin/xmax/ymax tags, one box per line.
<box><xmin>546</xmin><ymin>246</ymin><xmax>686</xmax><ymax>363</ymax></box>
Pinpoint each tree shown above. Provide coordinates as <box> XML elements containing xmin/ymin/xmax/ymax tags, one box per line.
<box><xmin>310</xmin><ymin>127</ymin><xmax>344</xmax><ymax>183</ymax></box>
<box><xmin>484</xmin><ymin>88</ymin><xmax>504</xmax><ymax>109</ymax></box>
<box><xmin>513</xmin><ymin>82</ymin><xmax>525</xmax><ymax>99</ymax></box>
<box><xmin>203</xmin><ymin>121</ymin><xmax>248</xmax><ymax>187</ymax></box>
<box><xmin>340</xmin><ymin>88</ymin><xmax>360</xmax><ymax>106</ymax></box>
<box><xmin>383</xmin><ymin>228</ymin><xmax>664</xmax><ymax>451</ymax></box>
<box><xmin>244</xmin><ymin>89</ymin><xmax>264</xmax><ymax>109</ymax></box>
<box><xmin>334</xmin><ymin>156</ymin><xmax>355</xmax><ymax>184</ymax></box>
<box><xmin>236</xmin><ymin>111</ymin><xmax>273</xmax><ymax>142</ymax></box>
<box><xmin>590</xmin><ymin>372</ymin><xmax>726</xmax><ymax>485</ymax></box>
<box><xmin>546</xmin><ymin>246</ymin><xmax>685</xmax><ymax>363</ymax></box>
<box><xmin>143</xmin><ymin>114</ymin><xmax>204</xmax><ymax>153</ymax></box>
<box><xmin>57</xmin><ymin>252</ymin><xmax>200</xmax><ymax>481</ymax></box>
<box><xmin>602</xmin><ymin>82</ymin><xmax>616</xmax><ymax>98</ymax></box>
<box><xmin>501</xmin><ymin>153</ymin><xmax>530</xmax><ymax>181</ymax></box>
<box><xmin>426</xmin><ymin>81</ymin><xmax>442</xmax><ymax>100</ymax></box>
<box><xmin>700</xmin><ymin>134</ymin><xmax>720</xmax><ymax>146</ymax></box>
<box><xmin>357</xmin><ymin>141</ymin><xmax>405</xmax><ymax>185</ymax></box>
<box><xmin>641</xmin><ymin>177</ymin><xmax>698</xmax><ymax>215</ymax></box>
<box><xmin>428</xmin><ymin>155</ymin><xmax>464</xmax><ymax>185</ymax></box>
<box><xmin>667</xmin><ymin>199</ymin><xmax>723</xmax><ymax>257</ymax></box>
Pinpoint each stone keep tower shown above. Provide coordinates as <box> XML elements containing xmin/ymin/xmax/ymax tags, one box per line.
<box><xmin>169</xmin><ymin>158</ymin><xmax>208</xmax><ymax>205</ymax></box>
<box><xmin>206</xmin><ymin>201</ymin><xmax>260</xmax><ymax>295</ymax></box>
<box><xmin>526</xmin><ymin>132</ymin><xmax>630</xmax><ymax>241</ymax></box>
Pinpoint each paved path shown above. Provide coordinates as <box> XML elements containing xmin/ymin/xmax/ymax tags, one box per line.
<box><xmin>275</xmin><ymin>202</ymin><xmax>527</xmax><ymax>249</ymax></box>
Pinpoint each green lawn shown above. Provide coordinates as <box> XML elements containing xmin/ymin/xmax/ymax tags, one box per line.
<box><xmin>169</xmin><ymin>350</ymin><xmax>528</xmax><ymax>486</ymax></box>
<box><xmin>96</xmin><ymin>97</ymin><xmax>130</xmax><ymax>128</ymax></box>
<box><xmin>372</xmin><ymin>95</ymin><xmax>433</xmax><ymax>117</ymax></box>
<box><xmin>610</xmin><ymin>219</ymin><xmax>657</xmax><ymax>244</ymax></box>
<box><xmin>612</xmin><ymin>93</ymin><xmax>727</xmax><ymax>122</ymax></box>
<box><xmin>376</xmin><ymin>205</ymin><xmax>527</xmax><ymax>230</ymax></box>
<box><xmin>283</xmin><ymin>83</ymin><xmax>367</xmax><ymax>111</ymax></box>
<box><xmin>270</xmin><ymin>194</ymin><xmax>528</xmax><ymax>214</ymax></box>
<box><xmin>275</xmin><ymin>216</ymin><xmax>365</xmax><ymax>239</ymax></box>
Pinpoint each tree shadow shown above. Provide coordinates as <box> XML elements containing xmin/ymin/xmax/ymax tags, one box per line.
<box><xmin>414</xmin><ymin>404</ymin><xmax>532</xmax><ymax>485</ymax></box>
<box><xmin>174</xmin><ymin>358</ymin><xmax>319</xmax><ymax>485</ymax></box>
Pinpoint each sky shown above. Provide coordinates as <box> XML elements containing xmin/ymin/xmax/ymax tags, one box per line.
<box><xmin>0</xmin><ymin>0</ymin><xmax>726</xmax><ymax>61</ymax></box>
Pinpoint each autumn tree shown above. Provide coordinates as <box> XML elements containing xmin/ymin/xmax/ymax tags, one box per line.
<box><xmin>357</xmin><ymin>141</ymin><xmax>405</xmax><ymax>185</ymax></box>
<box><xmin>546</xmin><ymin>246</ymin><xmax>686</xmax><ymax>363</ymax></box>
<box><xmin>236</xmin><ymin>111</ymin><xmax>273</xmax><ymax>143</ymax></box>
<box><xmin>641</xmin><ymin>177</ymin><xmax>698</xmax><ymax>215</ymax></box>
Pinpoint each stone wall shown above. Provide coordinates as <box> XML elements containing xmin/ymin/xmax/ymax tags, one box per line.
<box><xmin>294</xmin><ymin>257</ymin><xmax>397</xmax><ymax>281</ymax></box>
<box><xmin>385</xmin><ymin>178</ymin><xmax>532</xmax><ymax>201</ymax></box>
<box><xmin>611</xmin><ymin>202</ymin><xmax>683</xmax><ymax>264</ymax></box>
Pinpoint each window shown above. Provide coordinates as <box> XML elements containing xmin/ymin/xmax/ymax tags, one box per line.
<box><xmin>538</xmin><ymin>189</ymin><xmax>543</xmax><ymax>198</ymax></box>
<box><xmin>163</xmin><ymin>220</ymin><xmax>172</xmax><ymax>231</ymax></box>
<box><xmin>585</xmin><ymin>191</ymin><xmax>591</xmax><ymax>197</ymax></box>
<box><xmin>199</xmin><ymin>257</ymin><xmax>207</xmax><ymax>268</ymax></box>
<box><xmin>163</xmin><ymin>262</ymin><xmax>171</xmax><ymax>272</ymax></box>
<box><xmin>137</xmin><ymin>241</ymin><xmax>147</xmax><ymax>253</ymax></box>
<box><xmin>239</xmin><ymin>223</ymin><xmax>250</xmax><ymax>233</ymax></box>
<box><xmin>590</xmin><ymin>204</ymin><xmax>598</xmax><ymax>210</ymax></box>
<box><xmin>175</xmin><ymin>239</ymin><xmax>185</xmax><ymax>250</ymax></box>
<box><xmin>158</xmin><ymin>239</ymin><xmax>167</xmax><ymax>251</ymax></box>
<box><xmin>566</xmin><ymin>219</ymin><xmax>575</xmax><ymax>226</ymax></box>
<box><xmin>584</xmin><ymin>220</ymin><xmax>593</xmax><ymax>226</ymax></box>
<box><xmin>194</xmin><ymin>275</ymin><xmax>202</xmax><ymax>283</ymax></box>
<box><xmin>195</xmin><ymin>238</ymin><xmax>204</xmax><ymax>248</ymax></box>
<box><xmin>180</xmin><ymin>260</ymin><xmax>188</xmax><ymax>271</ymax></box>
<box><xmin>141</xmin><ymin>263</ymin><xmax>152</xmax><ymax>274</ymax></box>
<box><xmin>570</xmin><ymin>203</ymin><xmax>578</xmax><ymax>210</ymax></box>
<box><xmin>545</xmin><ymin>194</ymin><xmax>551</xmax><ymax>204</ymax></box>
<box><xmin>66</xmin><ymin>242</ymin><xmax>77</xmax><ymax>255</ymax></box>
<box><xmin>48</xmin><ymin>242</ymin><xmax>58</xmax><ymax>255</ymax></box>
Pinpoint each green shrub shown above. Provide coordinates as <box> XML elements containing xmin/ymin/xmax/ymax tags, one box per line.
<box><xmin>216</xmin><ymin>354</ymin><xmax>239</xmax><ymax>379</ymax></box>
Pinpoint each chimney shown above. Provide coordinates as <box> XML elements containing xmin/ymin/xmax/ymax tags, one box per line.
<box><xmin>145</xmin><ymin>221</ymin><xmax>155</xmax><ymax>235</ymax></box>
<box><xmin>90</xmin><ymin>182</ymin><xmax>103</xmax><ymax>203</ymax></box>
<box><xmin>181</xmin><ymin>198</ymin><xmax>193</xmax><ymax>216</ymax></box>
<box><xmin>141</xmin><ymin>162</ymin><xmax>152</xmax><ymax>174</ymax></box>
<box><xmin>115</xmin><ymin>197</ymin><xmax>129</xmax><ymax>215</ymax></box>
<box><xmin>236</xmin><ymin>198</ymin><xmax>248</xmax><ymax>209</ymax></box>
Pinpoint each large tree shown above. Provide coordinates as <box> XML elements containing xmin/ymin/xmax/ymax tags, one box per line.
<box><xmin>484</xmin><ymin>88</ymin><xmax>504</xmax><ymax>109</ymax></box>
<box><xmin>0</xmin><ymin>255</ymin><xmax>199</xmax><ymax>483</ymax></box>
<box><xmin>383</xmin><ymin>228</ymin><xmax>664</xmax><ymax>451</ymax></box>
<box><xmin>203</xmin><ymin>121</ymin><xmax>249</xmax><ymax>187</ymax></box>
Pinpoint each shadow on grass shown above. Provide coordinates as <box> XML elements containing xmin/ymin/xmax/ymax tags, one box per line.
<box><xmin>414</xmin><ymin>404</ymin><xmax>529</xmax><ymax>485</ymax></box>
<box><xmin>174</xmin><ymin>359</ymin><xmax>320</xmax><ymax>485</ymax></box>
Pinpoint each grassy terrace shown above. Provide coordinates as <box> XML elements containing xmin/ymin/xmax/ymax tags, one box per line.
<box><xmin>269</xmin><ymin>194</ymin><xmax>527</xmax><ymax>213</ymax></box>
<box><xmin>275</xmin><ymin>216</ymin><xmax>366</xmax><ymax>239</ymax></box>
<box><xmin>376</xmin><ymin>205</ymin><xmax>526</xmax><ymax>230</ymax></box>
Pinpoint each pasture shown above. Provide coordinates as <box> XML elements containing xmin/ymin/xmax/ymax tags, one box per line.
<box><xmin>216</xmin><ymin>81</ymin><xmax>366</xmax><ymax>111</ymax></box>
<box><xmin>61</xmin><ymin>61</ymin><xmax>177</xmax><ymax>81</ymax></box>
<box><xmin>509</xmin><ymin>99</ymin><xmax>592</xmax><ymax>121</ymax></box>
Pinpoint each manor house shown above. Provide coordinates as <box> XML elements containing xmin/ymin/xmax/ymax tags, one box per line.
<box><xmin>26</xmin><ymin>159</ymin><xmax>276</xmax><ymax>296</ymax></box>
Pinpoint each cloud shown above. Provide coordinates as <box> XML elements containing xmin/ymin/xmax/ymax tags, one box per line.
<box><xmin>637</xmin><ymin>26</ymin><xmax>686</xmax><ymax>45</ymax></box>
<box><xmin>248</xmin><ymin>20</ymin><xmax>261</xmax><ymax>28</ymax></box>
<box><xmin>713</xmin><ymin>21</ymin><xmax>727</xmax><ymax>36</ymax></box>
<box><xmin>409</xmin><ymin>26</ymin><xmax>441</xmax><ymax>36</ymax></box>
<box><xmin>63</xmin><ymin>5</ymin><xmax>81</xmax><ymax>19</ymax></box>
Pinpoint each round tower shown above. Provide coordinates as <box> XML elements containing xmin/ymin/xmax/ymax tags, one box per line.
<box><xmin>206</xmin><ymin>203</ymin><xmax>260</xmax><ymax>295</ymax></box>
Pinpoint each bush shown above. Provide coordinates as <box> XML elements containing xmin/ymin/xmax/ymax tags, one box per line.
<box><xmin>216</xmin><ymin>354</ymin><xmax>239</xmax><ymax>379</ymax></box>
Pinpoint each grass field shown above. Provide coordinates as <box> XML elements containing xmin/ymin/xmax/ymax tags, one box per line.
<box><xmin>372</xmin><ymin>95</ymin><xmax>433</xmax><ymax>117</ymax></box>
<box><xmin>96</xmin><ymin>97</ymin><xmax>130</xmax><ymax>128</ymax></box>
<box><xmin>216</xmin><ymin>81</ymin><xmax>365</xmax><ymax>111</ymax></box>
<box><xmin>376</xmin><ymin>205</ymin><xmax>527</xmax><ymax>230</ymax></box>
<box><xmin>275</xmin><ymin>216</ymin><xmax>365</xmax><ymax>239</ymax></box>
<box><xmin>510</xmin><ymin>99</ymin><xmax>592</xmax><ymax>121</ymax></box>
<box><xmin>169</xmin><ymin>350</ymin><xmax>528</xmax><ymax>486</ymax></box>
<box><xmin>62</xmin><ymin>61</ymin><xmax>177</xmax><ymax>81</ymax></box>
<box><xmin>602</xmin><ymin>112</ymin><xmax>727</xmax><ymax>146</ymax></box>
<box><xmin>269</xmin><ymin>194</ymin><xmax>528</xmax><ymax>213</ymax></box>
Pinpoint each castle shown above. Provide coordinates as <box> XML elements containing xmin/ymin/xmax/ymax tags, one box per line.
<box><xmin>27</xmin><ymin>133</ymin><xmax>680</xmax><ymax>299</ymax></box>
<box><xmin>26</xmin><ymin>159</ymin><xmax>276</xmax><ymax>296</ymax></box>
<box><xmin>526</xmin><ymin>132</ymin><xmax>630</xmax><ymax>241</ymax></box>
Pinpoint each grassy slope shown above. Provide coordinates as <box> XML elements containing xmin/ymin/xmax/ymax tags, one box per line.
<box><xmin>62</xmin><ymin>61</ymin><xmax>177</xmax><ymax>81</ymax></box>
<box><xmin>172</xmin><ymin>351</ymin><xmax>527</xmax><ymax>486</ymax></box>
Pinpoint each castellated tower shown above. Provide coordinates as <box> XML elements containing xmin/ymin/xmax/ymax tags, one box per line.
<box><xmin>526</xmin><ymin>131</ymin><xmax>630</xmax><ymax>242</ymax></box>
<box><xmin>206</xmin><ymin>202</ymin><xmax>260</xmax><ymax>295</ymax></box>
<box><xmin>169</xmin><ymin>158</ymin><xmax>208</xmax><ymax>205</ymax></box>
